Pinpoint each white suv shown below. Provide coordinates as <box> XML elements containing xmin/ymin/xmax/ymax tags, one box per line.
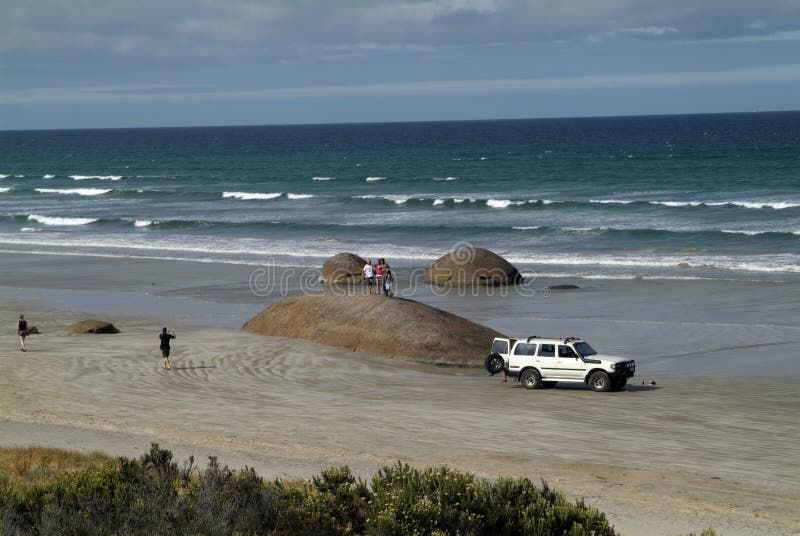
<box><xmin>484</xmin><ymin>336</ymin><xmax>635</xmax><ymax>391</ymax></box>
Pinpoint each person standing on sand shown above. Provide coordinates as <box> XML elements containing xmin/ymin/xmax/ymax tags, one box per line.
<box><xmin>375</xmin><ymin>258</ymin><xmax>385</xmax><ymax>296</ymax></box>
<box><xmin>383</xmin><ymin>264</ymin><xmax>394</xmax><ymax>297</ymax></box>
<box><xmin>363</xmin><ymin>259</ymin><xmax>375</xmax><ymax>295</ymax></box>
<box><xmin>159</xmin><ymin>327</ymin><xmax>175</xmax><ymax>370</ymax></box>
<box><xmin>16</xmin><ymin>314</ymin><xmax>28</xmax><ymax>352</ymax></box>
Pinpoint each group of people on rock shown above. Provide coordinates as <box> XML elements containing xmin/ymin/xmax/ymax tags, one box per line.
<box><xmin>362</xmin><ymin>258</ymin><xmax>395</xmax><ymax>297</ymax></box>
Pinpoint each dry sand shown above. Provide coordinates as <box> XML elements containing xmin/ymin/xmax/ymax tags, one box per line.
<box><xmin>1</xmin><ymin>300</ymin><xmax>799</xmax><ymax>535</ymax></box>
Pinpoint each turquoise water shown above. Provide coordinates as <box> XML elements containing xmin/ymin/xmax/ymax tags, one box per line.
<box><xmin>1</xmin><ymin>112</ymin><xmax>799</xmax><ymax>280</ymax></box>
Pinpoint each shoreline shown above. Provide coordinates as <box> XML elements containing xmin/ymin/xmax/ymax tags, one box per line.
<box><xmin>2</xmin><ymin>253</ymin><xmax>800</xmax><ymax>535</ymax></box>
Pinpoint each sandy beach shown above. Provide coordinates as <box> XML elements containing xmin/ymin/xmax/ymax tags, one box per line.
<box><xmin>1</xmin><ymin>256</ymin><xmax>799</xmax><ymax>535</ymax></box>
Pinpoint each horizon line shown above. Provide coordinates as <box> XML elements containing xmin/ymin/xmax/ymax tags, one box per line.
<box><xmin>2</xmin><ymin>109</ymin><xmax>799</xmax><ymax>134</ymax></box>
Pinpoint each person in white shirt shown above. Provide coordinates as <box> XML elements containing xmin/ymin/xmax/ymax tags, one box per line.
<box><xmin>363</xmin><ymin>259</ymin><xmax>375</xmax><ymax>295</ymax></box>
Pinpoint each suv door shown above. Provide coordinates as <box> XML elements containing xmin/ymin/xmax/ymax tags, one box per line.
<box><xmin>556</xmin><ymin>344</ymin><xmax>587</xmax><ymax>379</ymax></box>
<box><xmin>508</xmin><ymin>342</ymin><xmax>537</xmax><ymax>376</ymax></box>
<box><xmin>535</xmin><ymin>343</ymin><xmax>557</xmax><ymax>379</ymax></box>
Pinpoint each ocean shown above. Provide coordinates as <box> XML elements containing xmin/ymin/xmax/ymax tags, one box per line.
<box><xmin>2</xmin><ymin>112</ymin><xmax>799</xmax><ymax>282</ymax></box>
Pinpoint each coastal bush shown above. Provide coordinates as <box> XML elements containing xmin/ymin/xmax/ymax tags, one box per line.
<box><xmin>367</xmin><ymin>462</ymin><xmax>615</xmax><ymax>535</ymax></box>
<box><xmin>0</xmin><ymin>443</ymin><xmax>629</xmax><ymax>535</ymax></box>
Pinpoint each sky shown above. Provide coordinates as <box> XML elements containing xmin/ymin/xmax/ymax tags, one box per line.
<box><xmin>2</xmin><ymin>0</ymin><xmax>800</xmax><ymax>130</ymax></box>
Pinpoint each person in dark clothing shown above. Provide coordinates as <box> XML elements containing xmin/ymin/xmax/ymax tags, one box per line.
<box><xmin>159</xmin><ymin>327</ymin><xmax>175</xmax><ymax>370</ymax></box>
<box><xmin>17</xmin><ymin>314</ymin><xmax>28</xmax><ymax>352</ymax></box>
<box><xmin>383</xmin><ymin>266</ymin><xmax>394</xmax><ymax>297</ymax></box>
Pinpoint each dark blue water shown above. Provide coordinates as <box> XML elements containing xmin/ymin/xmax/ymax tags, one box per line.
<box><xmin>1</xmin><ymin>112</ymin><xmax>799</xmax><ymax>280</ymax></box>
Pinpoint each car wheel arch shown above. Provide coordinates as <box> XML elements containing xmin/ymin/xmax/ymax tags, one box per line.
<box><xmin>583</xmin><ymin>368</ymin><xmax>608</xmax><ymax>383</ymax></box>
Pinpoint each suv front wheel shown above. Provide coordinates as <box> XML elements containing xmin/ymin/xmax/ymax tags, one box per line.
<box><xmin>588</xmin><ymin>371</ymin><xmax>611</xmax><ymax>392</ymax></box>
<box><xmin>520</xmin><ymin>369</ymin><xmax>542</xmax><ymax>390</ymax></box>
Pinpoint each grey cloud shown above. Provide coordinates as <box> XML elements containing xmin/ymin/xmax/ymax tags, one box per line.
<box><xmin>2</xmin><ymin>0</ymin><xmax>800</xmax><ymax>71</ymax></box>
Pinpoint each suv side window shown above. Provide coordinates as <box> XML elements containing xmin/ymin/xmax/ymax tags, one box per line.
<box><xmin>558</xmin><ymin>345</ymin><xmax>578</xmax><ymax>358</ymax></box>
<box><xmin>513</xmin><ymin>343</ymin><xmax>537</xmax><ymax>356</ymax></box>
<box><xmin>538</xmin><ymin>344</ymin><xmax>555</xmax><ymax>357</ymax></box>
<box><xmin>491</xmin><ymin>340</ymin><xmax>509</xmax><ymax>354</ymax></box>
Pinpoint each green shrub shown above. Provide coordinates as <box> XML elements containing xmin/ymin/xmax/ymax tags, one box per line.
<box><xmin>366</xmin><ymin>462</ymin><xmax>615</xmax><ymax>536</ymax></box>
<box><xmin>3</xmin><ymin>443</ymin><xmax>718</xmax><ymax>536</ymax></box>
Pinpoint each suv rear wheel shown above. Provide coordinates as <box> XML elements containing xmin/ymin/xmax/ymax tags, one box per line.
<box><xmin>588</xmin><ymin>371</ymin><xmax>611</xmax><ymax>392</ymax></box>
<box><xmin>520</xmin><ymin>369</ymin><xmax>542</xmax><ymax>390</ymax></box>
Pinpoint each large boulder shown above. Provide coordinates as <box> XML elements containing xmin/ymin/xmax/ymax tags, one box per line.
<box><xmin>318</xmin><ymin>252</ymin><xmax>369</xmax><ymax>285</ymax></box>
<box><xmin>67</xmin><ymin>320</ymin><xmax>120</xmax><ymax>334</ymax></box>
<box><xmin>424</xmin><ymin>247</ymin><xmax>522</xmax><ymax>286</ymax></box>
<box><xmin>242</xmin><ymin>292</ymin><xmax>503</xmax><ymax>366</ymax></box>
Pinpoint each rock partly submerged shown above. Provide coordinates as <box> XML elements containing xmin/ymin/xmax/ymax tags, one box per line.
<box><xmin>242</xmin><ymin>292</ymin><xmax>503</xmax><ymax>366</ymax></box>
<box><xmin>67</xmin><ymin>320</ymin><xmax>120</xmax><ymax>334</ymax></box>
<box><xmin>318</xmin><ymin>252</ymin><xmax>368</xmax><ymax>285</ymax></box>
<box><xmin>424</xmin><ymin>247</ymin><xmax>522</xmax><ymax>286</ymax></box>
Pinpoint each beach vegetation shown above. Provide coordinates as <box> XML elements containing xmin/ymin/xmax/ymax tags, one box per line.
<box><xmin>0</xmin><ymin>443</ymin><xmax>714</xmax><ymax>535</ymax></box>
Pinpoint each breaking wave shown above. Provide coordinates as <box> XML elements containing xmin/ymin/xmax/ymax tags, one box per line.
<box><xmin>27</xmin><ymin>215</ymin><xmax>98</xmax><ymax>226</ymax></box>
<box><xmin>35</xmin><ymin>188</ymin><xmax>111</xmax><ymax>196</ymax></box>
<box><xmin>69</xmin><ymin>175</ymin><xmax>123</xmax><ymax>181</ymax></box>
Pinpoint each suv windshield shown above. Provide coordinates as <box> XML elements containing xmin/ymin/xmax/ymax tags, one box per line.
<box><xmin>574</xmin><ymin>342</ymin><xmax>597</xmax><ymax>357</ymax></box>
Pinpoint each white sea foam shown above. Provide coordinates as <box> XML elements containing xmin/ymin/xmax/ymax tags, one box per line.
<box><xmin>719</xmin><ymin>229</ymin><xmax>800</xmax><ymax>236</ymax></box>
<box><xmin>365</xmin><ymin>176</ymin><xmax>386</xmax><ymax>182</ymax></box>
<box><xmin>42</xmin><ymin>174</ymin><xmax>55</xmax><ymax>179</ymax></box>
<box><xmin>27</xmin><ymin>215</ymin><xmax>97</xmax><ymax>226</ymax></box>
<box><xmin>502</xmin><ymin>252</ymin><xmax>800</xmax><ymax>274</ymax></box>
<box><xmin>432</xmin><ymin>198</ymin><xmax>446</xmax><ymax>206</ymax></box>
<box><xmin>312</xmin><ymin>177</ymin><xmax>334</xmax><ymax>181</ymax></box>
<box><xmin>433</xmin><ymin>177</ymin><xmax>459</xmax><ymax>181</ymax></box>
<box><xmin>35</xmin><ymin>188</ymin><xmax>111</xmax><ymax>196</ymax></box>
<box><xmin>721</xmin><ymin>229</ymin><xmax>763</xmax><ymax>236</ymax></box>
<box><xmin>287</xmin><ymin>193</ymin><xmax>315</xmax><ymax>200</ymax></box>
<box><xmin>512</xmin><ymin>226</ymin><xmax>541</xmax><ymax>230</ymax></box>
<box><xmin>222</xmin><ymin>191</ymin><xmax>282</xmax><ymax>200</ymax></box>
<box><xmin>69</xmin><ymin>175</ymin><xmax>122</xmax><ymax>181</ymax></box>
<box><xmin>486</xmin><ymin>199</ymin><xmax>530</xmax><ymax>208</ymax></box>
<box><xmin>650</xmin><ymin>201</ymin><xmax>705</xmax><ymax>207</ymax></box>
<box><xmin>134</xmin><ymin>220</ymin><xmax>156</xmax><ymax>227</ymax></box>
<box><xmin>728</xmin><ymin>200</ymin><xmax>800</xmax><ymax>210</ymax></box>
<box><xmin>20</xmin><ymin>227</ymin><xmax>42</xmax><ymax>232</ymax></box>
<box><xmin>453</xmin><ymin>198</ymin><xmax>465</xmax><ymax>203</ymax></box>
<box><xmin>590</xmin><ymin>199</ymin><xmax>636</xmax><ymax>205</ymax></box>
<box><xmin>0</xmin><ymin>174</ymin><xmax>9</xmax><ymax>179</ymax></box>
<box><xmin>0</xmin><ymin>187</ymin><xmax>11</xmax><ymax>193</ymax></box>
<box><xmin>650</xmin><ymin>200</ymin><xmax>800</xmax><ymax>210</ymax></box>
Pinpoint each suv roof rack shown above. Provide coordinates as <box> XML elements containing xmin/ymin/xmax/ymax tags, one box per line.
<box><xmin>526</xmin><ymin>335</ymin><xmax>540</xmax><ymax>342</ymax></box>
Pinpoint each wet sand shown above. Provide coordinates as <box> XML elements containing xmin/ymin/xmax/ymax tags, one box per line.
<box><xmin>1</xmin><ymin>299</ymin><xmax>798</xmax><ymax>535</ymax></box>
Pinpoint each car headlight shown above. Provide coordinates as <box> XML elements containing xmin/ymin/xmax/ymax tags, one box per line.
<box><xmin>611</xmin><ymin>363</ymin><xmax>618</xmax><ymax>369</ymax></box>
